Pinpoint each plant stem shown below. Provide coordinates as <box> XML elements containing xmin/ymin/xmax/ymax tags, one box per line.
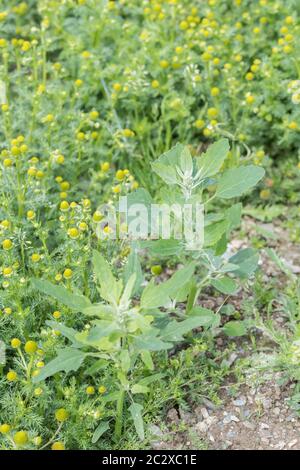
<box><xmin>114</xmin><ymin>389</ymin><xmax>125</xmax><ymax>441</ymax></box>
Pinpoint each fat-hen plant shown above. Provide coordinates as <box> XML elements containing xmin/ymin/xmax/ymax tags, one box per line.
<box><xmin>32</xmin><ymin>139</ymin><xmax>265</xmax><ymax>443</ymax></box>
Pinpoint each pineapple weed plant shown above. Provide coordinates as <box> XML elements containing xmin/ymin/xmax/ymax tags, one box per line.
<box><xmin>0</xmin><ymin>0</ymin><xmax>299</xmax><ymax>451</ymax></box>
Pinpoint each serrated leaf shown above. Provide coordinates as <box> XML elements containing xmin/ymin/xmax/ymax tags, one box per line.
<box><xmin>33</xmin><ymin>348</ymin><xmax>87</xmax><ymax>382</ymax></box>
<box><xmin>134</xmin><ymin>333</ymin><xmax>172</xmax><ymax>351</ymax></box>
<box><xmin>46</xmin><ymin>321</ymin><xmax>82</xmax><ymax>346</ymax></box>
<box><xmin>163</xmin><ymin>263</ymin><xmax>195</xmax><ymax>299</ymax></box>
<box><xmin>229</xmin><ymin>248</ymin><xmax>259</xmax><ymax>278</ymax></box>
<box><xmin>140</xmin><ymin>279</ymin><xmax>171</xmax><ymax>309</ymax></box>
<box><xmin>32</xmin><ymin>279</ymin><xmax>91</xmax><ymax>311</ymax></box>
<box><xmin>216</xmin><ymin>165</ymin><xmax>265</xmax><ymax>199</ymax></box>
<box><xmin>161</xmin><ymin>315</ymin><xmax>215</xmax><ymax>342</ymax></box>
<box><xmin>151</xmin><ymin>162</ymin><xmax>178</xmax><ymax>184</ymax></box>
<box><xmin>204</xmin><ymin>220</ymin><xmax>228</xmax><ymax>247</ymax></box>
<box><xmin>197</xmin><ymin>138</ymin><xmax>230</xmax><ymax>179</ymax></box>
<box><xmin>188</xmin><ymin>307</ymin><xmax>217</xmax><ymax>327</ymax></box>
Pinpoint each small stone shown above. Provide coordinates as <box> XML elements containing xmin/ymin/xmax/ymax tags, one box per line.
<box><xmin>196</xmin><ymin>421</ymin><xmax>208</xmax><ymax>433</ymax></box>
<box><xmin>288</xmin><ymin>439</ymin><xmax>297</xmax><ymax>448</ymax></box>
<box><xmin>201</xmin><ymin>407</ymin><xmax>209</xmax><ymax>419</ymax></box>
<box><xmin>206</xmin><ymin>416</ymin><xmax>216</xmax><ymax>427</ymax></box>
<box><xmin>243</xmin><ymin>421</ymin><xmax>256</xmax><ymax>430</ymax></box>
<box><xmin>231</xmin><ymin>415</ymin><xmax>240</xmax><ymax>422</ymax></box>
<box><xmin>233</xmin><ymin>396</ymin><xmax>246</xmax><ymax>407</ymax></box>
<box><xmin>202</xmin><ymin>397</ymin><xmax>218</xmax><ymax>411</ymax></box>
<box><xmin>167</xmin><ymin>408</ymin><xmax>179</xmax><ymax>423</ymax></box>
<box><xmin>260</xmin><ymin>423</ymin><xmax>269</xmax><ymax>429</ymax></box>
<box><xmin>223</xmin><ymin>414</ymin><xmax>239</xmax><ymax>424</ymax></box>
<box><xmin>273</xmin><ymin>407</ymin><xmax>280</xmax><ymax>416</ymax></box>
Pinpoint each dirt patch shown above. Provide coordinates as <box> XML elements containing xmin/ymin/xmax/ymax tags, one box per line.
<box><xmin>151</xmin><ymin>370</ymin><xmax>300</xmax><ymax>450</ymax></box>
<box><xmin>150</xmin><ymin>220</ymin><xmax>300</xmax><ymax>450</ymax></box>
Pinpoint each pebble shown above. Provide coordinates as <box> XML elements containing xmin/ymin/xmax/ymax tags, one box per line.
<box><xmin>260</xmin><ymin>423</ymin><xmax>269</xmax><ymax>429</ymax></box>
<box><xmin>243</xmin><ymin>421</ymin><xmax>256</xmax><ymax>430</ymax></box>
<box><xmin>196</xmin><ymin>421</ymin><xmax>208</xmax><ymax>433</ymax></box>
<box><xmin>202</xmin><ymin>397</ymin><xmax>218</xmax><ymax>411</ymax></box>
<box><xmin>201</xmin><ymin>407</ymin><xmax>209</xmax><ymax>419</ymax></box>
<box><xmin>233</xmin><ymin>396</ymin><xmax>246</xmax><ymax>407</ymax></box>
<box><xmin>288</xmin><ymin>439</ymin><xmax>297</xmax><ymax>448</ymax></box>
<box><xmin>223</xmin><ymin>414</ymin><xmax>239</xmax><ymax>424</ymax></box>
<box><xmin>273</xmin><ymin>407</ymin><xmax>281</xmax><ymax>416</ymax></box>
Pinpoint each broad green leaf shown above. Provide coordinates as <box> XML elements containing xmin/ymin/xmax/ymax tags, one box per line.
<box><xmin>120</xmin><ymin>350</ymin><xmax>131</xmax><ymax>373</ymax></box>
<box><xmin>129</xmin><ymin>403</ymin><xmax>144</xmax><ymax>440</ymax></box>
<box><xmin>137</xmin><ymin>373</ymin><xmax>164</xmax><ymax>386</ymax></box>
<box><xmin>92</xmin><ymin>251</ymin><xmax>123</xmax><ymax>304</ymax></box>
<box><xmin>131</xmin><ymin>384</ymin><xmax>149</xmax><ymax>394</ymax></box>
<box><xmin>142</xmin><ymin>239</ymin><xmax>183</xmax><ymax>257</ymax></box>
<box><xmin>229</xmin><ymin>248</ymin><xmax>259</xmax><ymax>278</ymax></box>
<box><xmin>188</xmin><ymin>307</ymin><xmax>217</xmax><ymax>327</ymax></box>
<box><xmin>153</xmin><ymin>142</ymin><xmax>185</xmax><ymax>168</ymax></box>
<box><xmin>161</xmin><ymin>315</ymin><xmax>216</xmax><ymax>342</ymax></box>
<box><xmin>92</xmin><ymin>421</ymin><xmax>110</xmax><ymax>444</ymax></box>
<box><xmin>211</xmin><ymin>277</ymin><xmax>238</xmax><ymax>295</ymax></box>
<box><xmin>32</xmin><ymin>279</ymin><xmax>91</xmax><ymax>311</ymax></box>
<box><xmin>120</xmin><ymin>274</ymin><xmax>136</xmax><ymax>306</ymax></box>
<box><xmin>151</xmin><ymin>162</ymin><xmax>178</xmax><ymax>184</ymax></box>
<box><xmin>101</xmin><ymin>392</ymin><xmax>120</xmax><ymax>403</ymax></box>
<box><xmin>126</xmin><ymin>188</ymin><xmax>152</xmax><ymax>231</ymax></box>
<box><xmin>204</xmin><ymin>220</ymin><xmax>228</xmax><ymax>247</ymax></box>
<box><xmin>46</xmin><ymin>321</ymin><xmax>82</xmax><ymax>347</ymax></box>
<box><xmin>82</xmin><ymin>303</ymin><xmax>115</xmax><ymax>318</ymax></box>
<box><xmin>174</xmin><ymin>279</ymin><xmax>194</xmax><ymax>303</ymax></box>
<box><xmin>226</xmin><ymin>203</ymin><xmax>242</xmax><ymax>231</ymax></box>
<box><xmin>197</xmin><ymin>138</ymin><xmax>229</xmax><ymax>179</ymax></box>
<box><xmin>33</xmin><ymin>348</ymin><xmax>87</xmax><ymax>382</ymax></box>
<box><xmin>75</xmin><ymin>322</ymin><xmax>119</xmax><ymax>347</ymax></box>
<box><xmin>179</xmin><ymin>146</ymin><xmax>193</xmax><ymax>175</ymax></box>
<box><xmin>223</xmin><ymin>320</ymin><xmax>247</xmax><ymax>337</ymax></box>
<box><xmin>140</xmin><ymin>279</ymin><xmax>171</xmax><ymax>309</ymax></box>
<box><xmin>163</xmin><ymin>263</ymin><xmax>195</xmax><ymax>299</ymax></box>
<box><xmin>134</xmin><ymin>333</ymin><xmax>172</xmax><ymax>351</ymax></box>
<box><xmin>141</xmin><ymin>264</ymin><xmax>195</xmax><ymax>309</ymax></box>
<box><xmin>220</xmin><ymin>263</ymin><xmax>240</xmax><ymax>273</ymax></box>
<box><xmin>140</xmin><ymin>351</ymin><xmax>154</xmax><ymax>371</ymax></box>
<box><xmin>123</xmin><ymin>246</ymin><xmax>143</xmax><ymax>295</ymax></box>
<box><xmin>216</xmin><ymin>165</ymin><xmax>265</xmax><ymax>199</ymax></box>
<box><xmin>85</xmin><ymin>359</ymin><xmax>108</xmax><ymax>375</ymax></box>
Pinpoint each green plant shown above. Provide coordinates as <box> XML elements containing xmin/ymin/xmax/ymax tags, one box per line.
<box><xmin>31</xmin><ymin>139</ymin><xmax>265</xmax><ymax>443</ymax></box>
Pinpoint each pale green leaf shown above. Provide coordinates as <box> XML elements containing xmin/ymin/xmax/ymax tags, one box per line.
<box><xmin>197</xmin><ymin>138</ymin><xmax>230</xmax><ymax>179</ymax></box>
<box><xmin>129</xmin><ymin>403</ymin><xmax>144</xmax><ymax>440</ymax></box>
<box><xmin>32</xmin><ymin>279</ymin><xmax>91</xmax><ymax>311</ymax></box>
<box><xmin>216</xmin><ymin>165</ymin><xmax>265</xmax><ymax>199</ymax></box>
<box><xmin>33</xmin><ymin>348</ymin><xmax>87</xmax><ymax>382</ymax></box>
<box><xmin>92</xmin><ymin>422</ymin><xmax>110</xmax><ymax>444</ymax></box>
